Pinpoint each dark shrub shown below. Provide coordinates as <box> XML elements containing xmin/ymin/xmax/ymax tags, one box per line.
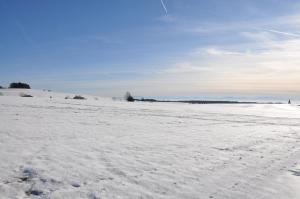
<box><xmin>9</xmin><ymin>82</ymin><xmax>31</xmax><ymax>89</ymax></box>
<box><xmin>20</xmin><ymin>93</ymin><xmax>33</xmax><ymax>97</ymax></box>
<box><xmin>125</xmin><ymin>92</ymin><xmax>134</xmax><ymax>102</ymax></box>
<box><xmin>0</xmin><ymin>86</ymin><xmax>3</xmax><ymax>89</ymax></box>
<box><xmin>73</xmin><ymin>95</ymin><xmax>85</xmax><ymax>100</ymax></box>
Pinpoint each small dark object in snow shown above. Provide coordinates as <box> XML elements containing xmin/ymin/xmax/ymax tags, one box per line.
<box><xmin>73</xmin><ymin>95</ymin><xmax>85</xmax><ymax>100</ymax></box>
<box><xmin>20</xmin><ymin>93</ymin><xmax>33</xmax><ymax>97</ymax></box>
<box><xmin>19</xmin><ymin>177</ymin><xmax>29</xmax><ymax>182</ymax></box>
<box><xmin>40</xmin><ymin>178</ymin><xmax>47</xmax><ymax>183</ymax></box>
<box><xmin>289</xmin><ymin>170</ymin><xmax>300</xmax><ymax>176</ymax></box>
<box><xmin>26</xmin><ymin>189</ymin><xmax>43</xmax><ymax>196</ymax></box>
<box><xmin>71</xmin><ymin>182</ymin><xmax>81</xmax><ymax>187</ymax></box>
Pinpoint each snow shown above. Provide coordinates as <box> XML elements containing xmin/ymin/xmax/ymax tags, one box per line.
<box><xmin>0</xmin><ymin>89</ymin><xmax>300</xmax><ymax>199</ymax></box>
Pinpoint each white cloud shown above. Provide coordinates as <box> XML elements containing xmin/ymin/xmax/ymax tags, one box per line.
<box><xmin>205</xmin><ymin>48</ymin><xmax>246</xmax><ymax>56</ymax></box>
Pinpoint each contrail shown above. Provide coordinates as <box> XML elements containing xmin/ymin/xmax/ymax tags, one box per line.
<box><xmin>15</xmin><ymin>21</ymin><xmax>34</xmax><ymax>44</ymax></box>
<box><xmin>160</xmin><ymin>0</ymin><xmax>168</xmax><ymax>15</ymax></box>
<box><xmin>266</xmin><ymin>29</ymin><xmax>300</xmax><ymax>37</ymax></box>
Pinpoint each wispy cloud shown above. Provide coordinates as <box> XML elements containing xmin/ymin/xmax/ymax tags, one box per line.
<box><xmin>265</xmin><ymin>29</ymin><xmax>300</xmax><ymax>37</ymax></box>
<box><xmin>156</xmin><ymin>15</ymin><xmax>176</xmax><ymax>23</ymax></box>
<box><xmin>240</xmin><ymin>31</ymin><xmax>275</xmax><ymax>42</ymax></box>
<box><xmin>156</xmin><ymin>11</ymin><xmax>300</xmax><ymax>37</ymax></box>
<box><xmin>157</xmin><ymin>36</ymin><xmax>300</xmax><ymax>95</ymax></box>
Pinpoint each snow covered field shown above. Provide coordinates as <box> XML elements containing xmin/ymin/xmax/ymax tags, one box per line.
<box><xmin>0</xmin><ymin>89</ymin><xmax>300</xmax><ymax>199</ymax></box>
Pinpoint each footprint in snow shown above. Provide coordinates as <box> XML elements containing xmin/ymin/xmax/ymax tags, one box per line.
<box><xmin>26</xmin><ymin>189</ymin><xmax>43</xmax><ymax>196</ymax></box>
<box><xmin>17</xmin><ymin>166</ymin><xmax>62</xmax><ymax>197</ymax></box>
<box><xmin>19</xmin><ymin>168</ymin><xmax>38</xmax><ymax>182</ymax></box>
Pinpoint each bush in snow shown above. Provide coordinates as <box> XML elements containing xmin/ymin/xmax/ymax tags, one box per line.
<box><xmin>19</xmin><ymin>93</ymin><xmax>33</xmax><ymax>97</ymax></box>
<box><xmin>65</xmin><ymin>96</ymin><xmax>71</xmax><ymax>99</ymax></box>
<box><xmin>0</xmin><ymin>86</ymin><xmax>3</xmax><ymax>89</ymax></box>
<box><xmin>125</xmin><ymin>92</ymin><xmax>134</xmax><ymax>102</ymax></box>
<box><xmin>9</xmin><ymin>82</ymin><xmax>31</xmax><ymax>89</ymax></box>
<box><xmin>73</xmin><ymin>95</ymin><xmax>85</xmax><ymax>100</ymax></box>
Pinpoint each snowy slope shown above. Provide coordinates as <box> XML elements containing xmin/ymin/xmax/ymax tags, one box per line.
<box><xmin>0</xmin><ymin>89</ymin><xmax>300</xmax><ymax>199</ymax></box>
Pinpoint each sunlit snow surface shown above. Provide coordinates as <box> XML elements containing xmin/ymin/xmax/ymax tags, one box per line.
<box><xmin>0</xmin><ymin>90</ymin><xmax>300</xmax><ymax>199</ymax></box>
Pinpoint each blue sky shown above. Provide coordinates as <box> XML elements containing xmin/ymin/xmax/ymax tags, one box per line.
<box><xmin>1</xmin><ymin>0</ymin><xmax>300</xmax><ymax>97</ymax></box>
